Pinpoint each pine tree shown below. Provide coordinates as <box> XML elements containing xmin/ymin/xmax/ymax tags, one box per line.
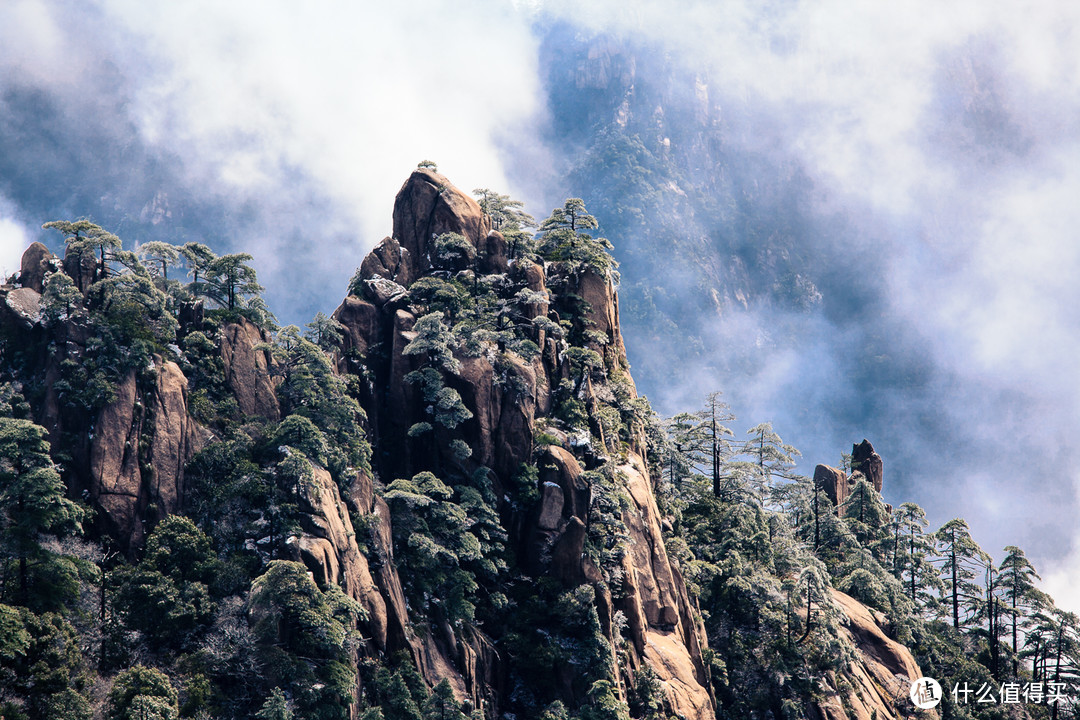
<box><xmin>136</xmin><ymin>241</ymin><xmax>181</xmax><ymax>282</ymax></box>
<box><xmin>934</xmin><ymin>518</ymin><xmax>990</xmax><ymax>631</ymax></box>
<box><xmin>536</xmin><ymin>198</ymin><xmax>617</xmax><ymax>278</ymax></box>
<box><xmin>255</xmin><ymin>687</ymin><xmax>294</xmax><ymax>720</ymax></box>
<box><xmin>43</xmin><ymin>219</ymin><xmax>121</xmax><ymax>281</ymax></box>
<box><xmin>999</xmin><ymin>546</ymin><xmax>1041</xmax><ymax>677</ymax></box>
<box><xmin>0</xmin><ymin>418</ymin><xmax>86</xmax><ymax>610</ymax></box>
<box><xmin>891</xmin><ymin>503</ymin><xmax>939</xmax><ymax>610</ymax></box>
<box><xmin>203</xmin><ymin>253</ymin><xmax>263</xmax><ymax>312</ymax></box>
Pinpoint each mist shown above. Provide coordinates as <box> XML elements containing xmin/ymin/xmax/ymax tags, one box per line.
<box><xmin>0</xmin><ymin>0</ymin><xmax>540</xmax><ymax>313</ymax></box>
<box><xmin>3</xmin><ymin>1</ymin><xmax>1080</xmax><ymax>608</ymax></box>
<box><xmin>522</xmin><ymin>1</ymin><xmax>1080</xmax><ymax>607</ymax></box>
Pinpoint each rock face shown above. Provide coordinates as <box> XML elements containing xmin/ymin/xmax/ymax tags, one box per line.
<box><xmin>815</xmin><ymin>464</ymin><xmax>849</xmax><ymax>507</ymax></box>
<box><xmin>220</xmin><ymin>319</ymin><xmax>280</xmax><ymax>421</ymax></box>
<box><xmin>816</xmin><ymin>590</ymin><xmax>934</xmax><ymax>720</ymax></box>
<box><xmin>851</xmin><ymin>439</ymin><xmax>883</xmax><ymax>493</ymax></box>
<box><xmin>89</xmin><ymin>360</ymin><xmax>207</xmax><ymax>547</ymax></box>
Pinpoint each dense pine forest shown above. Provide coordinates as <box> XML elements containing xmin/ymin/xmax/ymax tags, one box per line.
<box><xmin>0</xmin><ymin>168</ymin><xmax>1076</xmax><ymax>720</ymax></box>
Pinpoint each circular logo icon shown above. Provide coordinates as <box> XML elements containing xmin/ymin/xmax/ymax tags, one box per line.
<box><xmin>910</xmin><ymin>677</ymin><xmax>942</xmax><ymax>710</ymax></box>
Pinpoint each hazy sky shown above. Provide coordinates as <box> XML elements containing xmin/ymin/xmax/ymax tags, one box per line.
<box><xmin>3</xmin><ymin>1</ymin><xmax>1080</xmax><ymax>608</ymax></box>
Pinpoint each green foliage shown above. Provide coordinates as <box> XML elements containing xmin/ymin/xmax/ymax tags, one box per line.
<box><xmin>0</xmin><ymin>607</ymin><xmax>90</xmax><ymax>719</ymax></box>
<box><xmin>255</xmin><ymin>687</ymin><xmax>294</xmax><ymax>720</ymax></box>
<box><xmin>137</xmin><ymin>241</ymin><xmax>182</xmax><ymax>282</ymax></box>
<box><xmin>305</xmin><ymin>311</ymin><xmax>347</xmax><ymax>351</ymax></box>
<box><xmin>935</xmin><ymin>518</ymin><xmax>991</xmax><ymax>630</ymax></box>
<box><xmin>423</xmin><ymin>679</ymin><xmax>466</xmax><ymax>720</ymax></box>
<box><xmin>537</xmin><ymin>198</ymin><xmax>618</xmax><ymax>279</ymax></box>
<box><xmin>111</xmin><ymin>517</ymin><xmax>218</xmax><ymax>649</ymax></box>
<box><xmin>268</xmin><ymin>326</ymin><xmax>371</xmax><ymax>484</ymax></box>
<box><xmin>107</xmin><ymin>665</ymin><xmax>179</xmax><ymax>720</ymax></box>
<box><xmin>474</xmin><ymin>187</ymin><xmax>537</xmax><ymax>259</ymax></box>
<box><xmin>582</xmin><ymin>467</ymin><xmax>630</xmax><ymax>579</ymax></box>
<box><xmin>383</xmin><ymin>471</ymin><xmax>506</xmax><ymax>624</ymax></box>
<box><xmin>432</xmin><ymin>232</ymin><xmax>476</xmax><ymax>272</ymax></box>
<box><xmin>41</xmin><ymin>271</ymin><xmax>84</xmax><ymax>325</ymax></box>
<box><xmin>0</xmin><ymin>418</ymin><xmax>87</xmax><ymax>611</ymax></box>
<box><xmin>248</xmin><ymin>560</ymin><xmax>364</xmax><ymax>719</ymax></box>
<box><xmin>202</xmin><ymin>253</ymin><xmax>264</xmax><ymax>313</ymax></box>
<box><xmin>43</xmin><ymin>219</ymin><xmax>121</xmax><ymax>279</ymax></box>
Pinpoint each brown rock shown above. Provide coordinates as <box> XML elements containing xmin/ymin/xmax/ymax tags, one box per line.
<box><xmin>493</xmin><ymin>355</ymin><xmax>536</xmax><ymax>480</ymax></box>
<box><xmin>550</xmin><ymin>516</ymin><xmax>587</xmax><ymax>585</ymax></box>
<box><xmin>147</xmin><ymin>361</ymin><xmax>207</xmax><ymax>516</ymax></box>
<box><xmin>479</xmin><ymin>230</ymin><xmax>509</xmax><ymax>274</ymax></box>
<box><xmin>359</xmin><ymin>236</ymin><xmax>412</xmax><ymax>287</ymax></box>
<box><xmin>286</xmin><ymin>464</ymin><xmax>390</xmax><ymax>649</ymax></box>
<box><xmin>90</xmin><ymin>361</ymin><xmax>208</xmax><ymax>548</ymax></box>
<box><xmin>19</xmin><ymin>242</ymin><xmax>56</xmax><ymax>293</ymax></box>
<box><xmin>220</xmin><ymin>319</ymin><xmax>280</xmax><ymax>421</ymax></box>
<box><xmin>815</xmin><ymin>464</ymin><xmax>849</xmax><ymax>507</ymax></box>
<box><xmin>643</xmin><ymin>630</ymin><xmax>715</xmax><ymax>720</ymax></box>
<box><xmin>514</xmin><ymin>260</ymin><xmax>549</xmax><ymax>320</ymax></box>
<box><xmin>364</xmin><ymin>276</ymin><xmax>408</xmax><ymax>308</ymax></box>
<box><xmin>539</xmin><ymin>446</ymin><xmax>589</xmax><ymax>522</ymax></box>
<box><xmin>451</xmin><ymin>356</ymin><xmax>496</xmax><ymax>468</ymax></box>
<box><xmin>537</xmin><ymin>482</ymin><xmax>564</xmax><ymax>530</ymax></box>
<box><xmin>851</xmin><ymin>439</ymin><xmax>883</xmax><ymax>492</ymax></box>
<box><xmin>333</xmin><ymin>296</ymin><xmax>380</xmax><ymax>359</ymax></box>
<box><xmin>816</xmin><ymin>590</ymin><xmax>932</xmax><ymax>720</ymax></box>
<box><xmin>391</xmin><ymin>170</ymin><xmax>491</xmax><ymax>277</ymax></box>
<box><xmin>89</xmin><ymin>370</ymin><xmax>143</xmax><ymax>544</ymax></box>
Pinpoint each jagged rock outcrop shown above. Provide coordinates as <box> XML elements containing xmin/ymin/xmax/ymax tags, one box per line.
<box><xmin>90</xmin><ymin>360</ymin><xmax>207</xmax><ymax>547</ymax></box>
<box><xmin>391</xmin><ymin>169</ymin><xmax>491</xmax><ymax>275</ymax></box>
<box><xmin>851</xmin><ymin>439</ymin><xmax>883</xmax><ymax>493</ymax></box>
<box><xmin>221</xmin><ymin>318</ymin><xmax>280</xmax><ymax>421</ymax></box>
<box><xmin>815</xmin><ymin>464</ymin><xmax>849</xmax><ymax>507</ymax></box>
<box><xmin>816</xmin><ymin>590</ymin><xmax>934</xmax><ymax>720</ymax></box>
<box><xmin>329</xmin><ymin>171</ymin><xmax>714</xmax><ymax>719</ymax></box>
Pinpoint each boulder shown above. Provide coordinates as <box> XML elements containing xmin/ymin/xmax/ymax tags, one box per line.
<box><xmin>851</xmin><ymin>439</ymin><xmax>883</xmax><ymax>492</ymax></box>
<box><xmin>333</xmin><ymin>296</ymin><xmax>380</xmax><ymax>359</ymax></box>
<box><xmin>815</xmin><ymin>464</ymin><xmax>849</xmax><ymax>507</ymax></box>
<box><xmin>363</xmin><ymin>276</ymin><xmax>408</xmax><ymax>308</ymax></box>
<box><xmin>4</xmin><ymin>287</ymin><xmax>42</xmax><ymax>327</ymax></box>
<box><xmin>19</xmin><ymin>242</ymin><xmax>56</xmax><ymax>293</ymax></box>
<box><xmin>220</xmin><ymin>319</ymin><xmax>280</xmax><ymax>421</ymax></box>
<box><xmin>391</xmin><ymin>169</ymin><xmax>491</xmax><ymax>277</ymax></box>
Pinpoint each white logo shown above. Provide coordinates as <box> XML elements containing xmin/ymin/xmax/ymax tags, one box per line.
<box><xmin>910</xmin><ymin>677</ymin><xmax>942</xmax><ymax>710</ymax></box>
